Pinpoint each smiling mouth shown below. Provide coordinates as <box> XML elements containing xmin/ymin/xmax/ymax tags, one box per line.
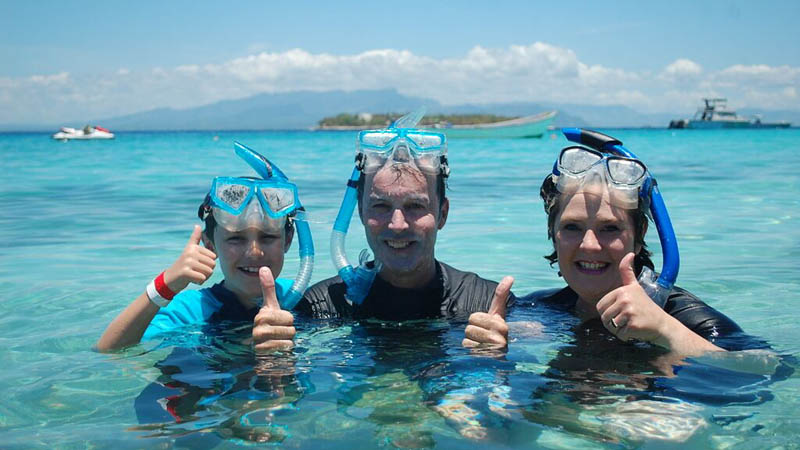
<box><xmin>576</xmin><ymin>261</ymin><xmax>609</xmax><ymax>274</ymax></box>
<box><xmin>385</xmin><ymin>239</ymin><xmax>413</xmax><ymax>250</ymax></box>
<box><xmin>238</xmin><ymin>266</ymin><xmax>264</xmax><ymax>276</ymax></box>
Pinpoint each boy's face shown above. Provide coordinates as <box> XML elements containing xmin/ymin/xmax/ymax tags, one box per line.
<box><xmin>204</xmin><ymin>218</ymin><xmax>293</xmax><ymax>306</ymax></box>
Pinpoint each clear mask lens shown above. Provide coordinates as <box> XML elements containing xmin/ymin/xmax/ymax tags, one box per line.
<box><xmin>361</xmin><ymin>131</ymin><xmax>398</xmax><ymax>147</ymax></box>
<box><xmin>607</xmin><ymin>158</ymin><xmax>646</xmax><ymax>184</ymax></box>
<box><xmin>559</xmin><ymin>147</ymin><xmax>603</xmax><ymax>174</ymax></box>
<box><xmin>215</xmin><ymin>181</ymin><xmax>252</xmax><ymax>211</ymax></box>
<box><xmin>260</xmin><ymin>186</ymin><xmax>296</xmax><ymax>215</ymax></box>
<box><xmin>406</xmin><ymin>132</ymin><xmax>444</xmax><ymax>149</ymax></box>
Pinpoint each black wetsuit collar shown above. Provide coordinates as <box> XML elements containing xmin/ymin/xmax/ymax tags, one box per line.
<box><xmin>356</xmin><ymin>262</ymin><xmax>445</xmax><ymax>321</ymax></box>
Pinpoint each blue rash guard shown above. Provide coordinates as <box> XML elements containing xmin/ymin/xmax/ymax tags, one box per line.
<box><xmin>142</xmin><ymin>278</ymin><xmax>294</xmax><ymax>340</ymax></box>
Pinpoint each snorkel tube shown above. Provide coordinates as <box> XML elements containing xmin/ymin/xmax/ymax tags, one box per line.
<box><xmin>233</xmin><ymin>142</ymin><xmax>314</xmax><ymax>309</ymax></box>
<box><xmin>562</xmin><ymin>128</ymin><xmax>679</xmax><ymax>308</ymax></box>
<box><xmin>330</xmin><ymin>166</ymin><xmax>380</xmax><ymax>304</ymax></box>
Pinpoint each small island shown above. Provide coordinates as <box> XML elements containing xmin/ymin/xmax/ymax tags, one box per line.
<box><xmin>317</xmin><ymin>112</ymin><xmax>518</xmax><ymax>130</ymax></box>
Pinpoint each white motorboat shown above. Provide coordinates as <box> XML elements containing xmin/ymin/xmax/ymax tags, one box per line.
<box><xmin>669</xmin><ymin>99</ymin><xmax>790</xmax><ymax>129</ymax></box>
<box><xmin>52</xmin><ymin>125</ymin><xmax>115</xmax><ymax>140</ymax></box>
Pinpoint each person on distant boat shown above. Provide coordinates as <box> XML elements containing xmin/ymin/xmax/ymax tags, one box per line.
<box><xmin>96</xmin><ymin>142</ymin><xmax>314</xmax><ymax>352</ymax></box>
<box><xmin>515</xmin><ymin>129</ymin><xmax>766</xmax><ymax>356</ymax></box>
<box><xmin>247</xmin><ymin>111</ymin><xmax>516</xmax><ymax>351</ymax></box>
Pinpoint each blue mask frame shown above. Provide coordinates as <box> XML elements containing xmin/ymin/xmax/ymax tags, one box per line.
<box><xmin>208</xmin><ymin>176</ymin><xmax>300</xmax><ymax>220</ymax></box>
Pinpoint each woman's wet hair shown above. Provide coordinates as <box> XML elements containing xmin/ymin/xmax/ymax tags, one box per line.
<box><xmin>539</xmin><ymin>174</ymin><xmax>654</xmax><ymax>275</ymax></box>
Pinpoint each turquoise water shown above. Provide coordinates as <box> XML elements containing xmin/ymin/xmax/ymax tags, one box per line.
<box><xmin>1</xmin><ymin>129</ymin><xmax>798</xmax><ymax>447</ymax></box>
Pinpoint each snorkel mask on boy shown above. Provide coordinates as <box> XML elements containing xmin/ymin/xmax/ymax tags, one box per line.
<box><xmin>200</xmin><ymin>142</ymin><xmax>314</xmax><ymax>310</ymax></box>
<box><xmin>331</xmin><ymin>108</ymin><xmax>449</xmax><ymax>304</ymax></box>
<box><xmin>551</xmin><ymin>128</ymin><xmax>679</xmax><ymax>308</ymax></box>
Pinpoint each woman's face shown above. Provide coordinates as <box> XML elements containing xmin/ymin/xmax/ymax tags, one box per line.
<box><xmin>554</xmin><ymin>187</ymin><xmax>639</xmax><ymax>304</ymax></box>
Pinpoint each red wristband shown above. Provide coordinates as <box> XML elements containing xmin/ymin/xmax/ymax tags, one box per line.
<box><xmin>154</xmin><ymin>271</ymin><xmax>177</xmax><ymax>300</ymax></box>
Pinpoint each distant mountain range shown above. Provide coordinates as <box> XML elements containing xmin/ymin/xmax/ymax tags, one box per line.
<box><xmin>2</xmin><ymin>89</ymin><xmax>797</xmax><ymax>131</ymax></box>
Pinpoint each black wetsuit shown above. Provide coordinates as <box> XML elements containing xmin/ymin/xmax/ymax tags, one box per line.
<box><xmin>513</xmin><ymin>286</ymin><xmax>781</xmax><ymax>408</ymax></box>
<box><xmin>520</xmin><ymin>285</ymin><xmax>768</xmax><ymax>351</ymax></box>
<box><xmin>296</xmin><ymin>260</ymin><xmax>514</xmax><ymax>321</ymax></box>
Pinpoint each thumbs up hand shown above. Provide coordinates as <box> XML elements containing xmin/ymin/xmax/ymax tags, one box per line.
<box><xmin>596</xmin><ymin>252</ymin><xmax>673</xmax><ymax>346</ymax></box>
<box><xmin>463</xmin><ymin>276</ymin><xmax>514</xmax><ymax>348</ymax></box>
<box><xmin>163</xmin><ymin>225</ymin><xmax>217</xmax><ymax>294</ymax></box>
<box><xmin>252</xmin><ymin>267</ymin><xmax>296</xmax><ymax>353</ymax></box>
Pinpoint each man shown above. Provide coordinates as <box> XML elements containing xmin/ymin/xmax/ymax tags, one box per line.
<box><xmin>251</xmin><ymin>120</ymin><xmax>514</xmax><ymax>352</ymax></box>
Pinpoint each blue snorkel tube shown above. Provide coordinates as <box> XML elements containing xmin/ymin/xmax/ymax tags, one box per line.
<box><xmin>233</xmin><ymin>142</ymin><xmax>314</xmax><ymax>309</ymax></box>
<box><xmin>562</xmin><ymin>128</ymin><xmax>679</xmax><ymax>308</ymax></box>
<box><xmin>330</xmin><ymin>166</ymin><xmax>381</xmax><ymax>305</ymax></box>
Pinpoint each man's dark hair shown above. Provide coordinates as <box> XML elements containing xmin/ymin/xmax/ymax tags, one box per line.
<box><xmin>355</xmin><ymin>165</ymin><xmax>448</xmax><ymax>217</ymax></box>
<box><xmin>539</xmin><ymin>174</ymin><xmax>654</xmax><ymax>275</ymax></box>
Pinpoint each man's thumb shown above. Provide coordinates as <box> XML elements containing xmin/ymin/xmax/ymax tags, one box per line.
<box><xmin>619</xmin><ymin>252</ymin><xmax>637</xmax><ymax>286</ymax></box>
<box><xmin>488</xmin><ymin>276</ymin><xmax>514</xmax><ymax>318</ymax></box>
<box><xmin>259</xmin><ymin>266</ymin><xmax>281</xmax><ymax>310</ymax></box>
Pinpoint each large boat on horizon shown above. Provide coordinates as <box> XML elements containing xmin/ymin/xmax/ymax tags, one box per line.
<box><xmin>669</xmin><ymin>98</ymin><xmax>790</xmax><ymax>129</ymax></box>
<box><xmin>433</xmin><ymin>110</ymin><xmax>557</xmax><ymax>138</ymax></box>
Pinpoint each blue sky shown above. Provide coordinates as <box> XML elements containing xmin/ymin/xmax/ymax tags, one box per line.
<box><xmin>2</xmin><ymin>0</ymin><xmax>799</xmax><ymax>123</ymax></box>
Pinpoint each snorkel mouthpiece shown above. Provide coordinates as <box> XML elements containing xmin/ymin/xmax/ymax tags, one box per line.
<box><xmin>560</xmin><ymin>128</ymin><xmax>679</xmax><ymax>307</ymax></box>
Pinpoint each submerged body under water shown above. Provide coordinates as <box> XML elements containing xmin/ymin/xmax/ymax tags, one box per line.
<box><xmin>1</xmin><ymin>128</ymin><xmax>799</xmax><ymax>447</ymax></box>
<box><xmin>125</xmin><ymin>302</ymin><xmax>792</xmax><ymax>448</ymax></box>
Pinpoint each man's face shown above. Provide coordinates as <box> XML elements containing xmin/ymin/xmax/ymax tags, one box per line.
<box><xmin>360</xmin><ymin>165</ymin><xmax>448</xmax><ymax>287</ymax></box>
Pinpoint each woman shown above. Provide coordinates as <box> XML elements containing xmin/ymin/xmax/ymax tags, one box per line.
<box><xmin>521</xmin><ymin>129</ymin><xmax>756</xmax><ymax>356</ymax></box>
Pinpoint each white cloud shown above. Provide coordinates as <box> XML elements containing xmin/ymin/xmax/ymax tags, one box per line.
<box><xmin>664</xmin><ymin>59</ymin><xmax>703</xmax><ymax>76</ymax></box>
<box><xmin>28</xmin><ymin>72</ymin><xmax>70</xmax><ymax>85</ymax></box>
<box><xmin>1</xmin><ymin>43</ymin><xmax>798</xmax><ymax>123</ymax></box>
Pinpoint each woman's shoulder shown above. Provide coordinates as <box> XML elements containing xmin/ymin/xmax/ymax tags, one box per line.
<box><xmin>518</xmin><ymin>286</ymin><xmax>576</xmax><ymax>310</ymax></box>
<box><xmin>666</xmin><ymin>286</ymin><xmax>769</xmax><ymax>350</ymax></box>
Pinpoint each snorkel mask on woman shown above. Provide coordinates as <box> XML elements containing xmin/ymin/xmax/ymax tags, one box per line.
<box><xmin>200</xmin><ymin>142</ymin><xmax>314</xmax><ymax>310</ymax></box>
<box><xmin>551</xmin><ymin>128</ymin><xmax>678</xmax><ymax>308</ymax></box>
<box><xmin>331</xmin><ymin>108</ymin><xmax>449</xmax><ymax>305</ymax></box>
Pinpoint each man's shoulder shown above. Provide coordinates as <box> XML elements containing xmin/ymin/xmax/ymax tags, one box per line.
<box><xmin>438</xmin><ymin>261</ymin><xmax>496</xmax><ymax>289</ymax></box>
<box><xmin>297</xmin><ymin>275</ymin><xmax>350</xmax><ymax>318</ymax></box>
<box><xmin>436</xmin><ymin>261</ymin><xmax>515</xmax><ymax>315</ymax></box>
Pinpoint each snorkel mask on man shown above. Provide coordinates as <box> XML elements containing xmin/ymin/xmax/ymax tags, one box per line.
<box><xmin>330</xmin><ymin>108</ymin><xmax>449</xmax><ymax>304</ymax></box>
<box><xmin>551</xmin><ymin>128</ymin><xmax>679</xmax><ymax>307</ymax></box>
<box><xmin>200</xmin><ymin>142</ymin><xmax>314</xmax><ymax>309</ymax></box>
